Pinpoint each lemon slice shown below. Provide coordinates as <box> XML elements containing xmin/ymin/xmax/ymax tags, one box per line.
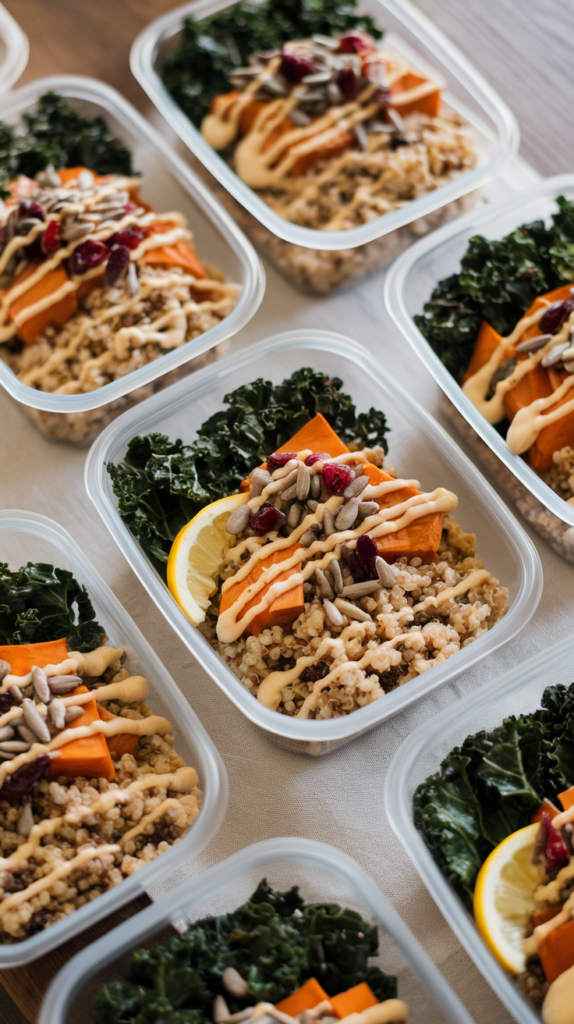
<box><xmin>474</xmin><ymin>822</ymin><xmax>545</xmax><ymax>974</ymax></box>
<box><xmin>167</xmin><ymin>493</ymin><xmax>248</xmax><ymax>625</ymax></box>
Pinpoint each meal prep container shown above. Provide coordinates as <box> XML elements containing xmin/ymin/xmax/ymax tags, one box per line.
<box><xmin>130</xmin><ymin>0</ymin><xmax>519</xmax><ymax>293</ymax></box>
<box><xmin>85</xmin><ymin>329</ymin><xmax>542</xmax><ymax>757</ymax></box>
<box><xmin>0</xmin><ymin>3</ymin><xmax>28</xmax><ymax>95</ymax></box>
<box><xmin>0</xmin><ymin>509</ymin><xmax>228</xmax><ymax>968</ymax></box>
<box><xmin>385</xmin><ymin>635</ymin><xmax>574</xmax><ymax>1024</ymax></box>
<box><xmin>39</xmin><ymin>836</ymin><xmax>477</xmax><ymax>1024</ymax></box>
<box><xmin>385</xmin><ymin>174</ymin><xmax>574</xmax><ymax>561</ymax></box>
<box><xmin>0</xmin><ymin>74</ymin><xmax>265</xmax><ymax>445</ymax></box>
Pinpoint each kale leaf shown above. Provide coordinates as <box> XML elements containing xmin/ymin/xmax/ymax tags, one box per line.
<box><xmin>108</xmin><ymin>368</ymin><xmax>390</xmax><ymax>577</ymax></box>
<box><xmin>0</xmin><ymin>92</ymin><xmax>134</xmax><ymax>199</ymax></box>
<box><xmin>413</xmin><ymin>682</ymin><xmax>574</xmax><ymax>909</ymax></box>
<box><xmin>94</xmin><ymin>881</ymin><xmax>396</xmax><ymax>1024</ymax></box>
<box><xmin>414</xmin><ymin>196</ymin><xmax>574</xmax><ymax>384</ymax></box>
<box><xmin>163</xmin><ymin>0</ymin><xmax>382</xmax><ymax>127</ymax></box>
<box><xmin>0</xmin><ymin>562</ymin><xmax>105</xmax><ymax>651</ymax></box>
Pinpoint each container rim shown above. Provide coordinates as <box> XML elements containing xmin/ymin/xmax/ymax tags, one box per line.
<box><xmin>0</xmin><ymin>508</ymin><xmax>229</xmax><ymax>966</ymax></box>
<box><xmin>84</xmin><ymin>328</ymin><xmax>542</xmax><ymax>748</ymax></box>
<box><xmin>39</xmin><ymin>836</ymin><xmax>476</xmax><ymax>1024</ymax></box>
<box><xmin>384</xmin><ymin>636</ymin><xmax>574</xmax><ymax>1024</ymax></box>
<box><xmin>384</xmin><ymin>172</ymin><xmax>574</xmax><ymax>529</ymax></box>
<box><xmin>0</xmin><ymin>3</ymin><xmax>28</xmax><ymax>96</ymax></box>
<box><xmin>0</xmin><ymin>74</ymin><xmax>265</xmax><ymax>413</ymax></box>
<box><xmin>130</xmin><ymin>0</ymin><xmax>519</xmax><ymax>251</ymax></box>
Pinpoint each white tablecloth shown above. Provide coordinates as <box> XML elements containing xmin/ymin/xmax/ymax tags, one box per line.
<box><xmin>3</xmin><ymin>156</ymin><xmax>563</xmax><ymax>1024</ymax></box>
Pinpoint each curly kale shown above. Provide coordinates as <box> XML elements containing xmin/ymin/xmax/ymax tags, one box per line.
<box><xmin>414</xmin><ymin>196</ymin><xmax>574</xmax><ymax>384</ymax></box>
<box><xmin>0</xmin><ymin>91</ymin><xmax>134</xmax><ymax>199</ymax></box>
<box><xmin>0</xmin><ymin>562</ymin><xmax>105</xmax><ymax>651</ymax></box>
<box><xmin>108</xmin><ymin>368</ymin><xmax>390</xmax><ymax>577</ymax></box>
<box><xmin>413</xmin><ymin>681</ymin><xmax>574</xmax><ymax>909</ymax></box>
<box><xmin>163</xmin><ymin>0</ymin><xmax>383</xmax><ymax>127</ymax></box>
<box><xmin>94</xmin><ymin>880</ymin><xmax>397</xmax><ymax>1023</ymax></box>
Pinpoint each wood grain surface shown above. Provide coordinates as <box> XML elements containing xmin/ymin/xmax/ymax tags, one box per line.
<box><xmin>0</xmin><ymin>0</ymin><xmax>568</xmax><ymax>1021</ymax></box>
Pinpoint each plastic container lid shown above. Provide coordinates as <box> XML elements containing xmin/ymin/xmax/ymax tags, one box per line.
<box><xmin>130</xmin><ymin>0</ymin><xmax>519</xmax><ymax>251</ymax></box>
<box><xmin>0</xmin><ymin>509</ymin><xmax>228</xmax><ymax>967</ymax></box>
<box><xmin>0</xmin><ymin>74</ymin><xmax>264</xmax><ymax>415</ymax></box>
<box><xmin>385</xmin><ymin>636</ymin><xmax>574</xmax><ymax>1024</ymax></box>
<box><xmin>84</xmin><ymin>328</ymin><xmax>542</xmax><ymax>756</ymax></box>
<box><xmin>0</xmin><ymin>3</ymin><xmax>28</xmax><ymax>96</ymax></box>
<box><xmin>39</xmin><ymin>836</ymin><xmax>477</xmax><ymax>1024</ymax></box>
<box><xmin>384</xmin><ymin>174</ymin><xmax>574</xmax><ymax>528</ymax></box>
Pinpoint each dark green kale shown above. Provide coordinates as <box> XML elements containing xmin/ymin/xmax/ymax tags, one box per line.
<box><xmin>0</xmin><ymin>562</ymin><xmax>105</xmax><ymax>651</ymax></box>
<box><xmin>413</xmin><ymin>681</ymin><xmax>574</xmax><ymax>909</ymax></box>
<box><xmin>162</xmin><ymin>0</ymin><xmax>382</xmax><ymax>127</ymax></box>
<box><xmin>414</xmin><ymin>196</ymin><xmax>574</xmax><ymax>384</ymax></box>
<box><xmin>0</xmin><ymin>91</ymin><xmax>134</xmax><ymax>199</ymax></box>
<box><xmin>94</xmin><ymin>880</ymin><xmax>396</xmax><ymax>1024</ymax></box>
<box><xmin>108</xmin><ymin>368</ymin><xmax>390</xmax><ymax>577</ymax></box>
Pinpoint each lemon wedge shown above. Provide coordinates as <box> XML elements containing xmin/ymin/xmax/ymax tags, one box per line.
<box><xmin>474</xmin><ymin>822</ymin><xmax>545</xmax><ymax>974</ymax></box>
<box><xmin>167</xmin><ymin>493</ymin><xmax>248</xmax><ymax>625</ymax></box>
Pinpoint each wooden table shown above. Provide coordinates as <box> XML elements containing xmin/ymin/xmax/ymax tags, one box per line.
<box><xmin>0</xmin><ymin>0</ymin><xmax>569</xmax><ymax>1020</ymax></box>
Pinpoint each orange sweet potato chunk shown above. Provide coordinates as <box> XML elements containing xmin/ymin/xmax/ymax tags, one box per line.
<box><xmin>290</xmin><ymin>126</ymin><xmax>354</xmax><ymax>176</ymax></box>
<box><xmin>219</xmin><ymin>542</ymin><xmax>304</xmax><ymax>637</ymax></box>
<box><xmin>0</xmin><ymin>638</ymin><xmax>68</xmax><ymax>675</ymax></box>
<box><xmin>330</xmin><ymin>983</ymin><xmax>379</xmax><ymax>1019</ymax></box>
<box><xmin>503</xmin><ymin>362</ymin><xmax>554</xmax><ymax>423</ymax></box>
<box><xmin>240</xmin><ymin>413</ymin><xmax>350</xmax><ymax>492</ymax></box>
<box><xmin>558</xmin><ymin>785</ymin><xmax>574</xmax><ymax>812</ymax></box>
<box><xmin>532</xmin><ymin>906</ymin><xmax>564</xmax><ymax>929</ymax></box>
<box><xmin>463</xmin><ymin>321</ymin><xmax>504</xmax><ymax>383</ymax></box>
<box><xmin>98</xmin><ymin>704</ymin><xmax>140</xmax><ymax>758</ymax></box>
<box><xmin>391</xmin><ymin>71</ymin><xmax>441</xmax><ymax>117</ymax></box>
<box><xmin>528</xmin><ymin>384</ymin><xmax>574</xmax><ymax>472</ymax></box>
<box><xmin>531</xmin><ymin>799</ymin><xmax>561</xmax><ymax>823</ymax></box>
<box><xmin>539</xmin><ymin>917</ymin><xmax>574</xmax><ymax>984</ymax></box>
<box><xmin>9</xmin><ymin>265</ymin><xmax>78</xmax><ymax>345</ymax></box>
<box><xmin>49</xmin><ymin>686</ymin><xmax>115</xmax><ymax>782</ymax></box>
<box><xmin>361</xmin><ymin>462</ymin><xmax>442</xmax><ymax>562</ymax></box>
<box><xmin>276</xmin><ymin>978</ymin><xmax>330</xmax><ymax>1016</ymax></box>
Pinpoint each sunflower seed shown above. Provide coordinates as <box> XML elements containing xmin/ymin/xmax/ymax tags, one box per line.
<box><xmin>17</xmin><ymin>724</ymin><xmax>37</xmax><ymax>744</ymax></box>
<box><xmin>342</xmin><ymin>580</ymin><xmax>380</xmax><ymax>598</ymax></box>
<box><xmin>0</xmin><ymin>752</ymin><xmax>16</xmax><ymax>761</ymax></box>
<box><xmin>302</xmin><ymin>71</ymin><xmax>333</xmax><ymax>84</ymax></box>
<box><xmin>515</xmin><ymin>333</ymin><xmax>552</xmax><ymax>354</ymax></box>
<box><xmin>228</xmin><ymin>65</ymin><xmax>263</xmax><ymax>78</ymax></box>
<box><xmin>226</xmin><ymin>503</ymin><xmax>251</xmax><ymax>535</ymax></box>
<box><xmin>300</xmin><ymin>529</ymin><xmax>318</xmax><ymax>548</ymax></box>
<box><xmin>334</xmin><ymin>598</ymin><xmax>372</xmax><ymax>622</ymax></box>
<box><xmin>16</xmin><ymin>218</ymin><xmax>41</xmax><ymax>237</ymax></box>
<box><xmin>64</xmin><ymin>706</ymin><xmax>85</xmax><ymax>726</ymax></box>
<box><xmin>8</xmin><ymin>684</ymin><xmax>22</xmax><ymax>703</ymax></box>
<box><xmin>323</xmin><ymin>508</ymin><xmax>336</xmax><ymax>537</ymax></box>
<box><xmin>250</xmin><ymin>467</ymin><xmax>272</xmax><ymax>498</ymax></box>
<box><xmin>289</xmin><ymin>108</ymin><xmax>312</xmax><ymax>127</ymax></box>
<box><xmin>354</xmin><ymin>121</ymin><xmax>369</xmax><ymax>151</ymax></box>
<box><xmin>376</xmin><ymin>556</ymin><xmax>395</xmax><ymax>588</ymax></box>
<box><xmin>323</xmin><ymin>599</ymin><xmax>344</xmax><ymax>626</ymax></box>
<box><xmin>315</xmin><ymin>568</ymin><xmax>334</xmax><ymax>600</ymax></box>
<box><xmin>296</xmin><ymin>463</ymin><xmax>311</xmax><ymax>501</ymax></box>
<box><xmin>61</xmin><ymin>219</ymin><xmax>94</xmax><ymax>242</ymax></box>
<box><xmin>0</xmin><ymin>740</ymin><xmax>31</xmax><ymax>752</ymax></box>
<box><xmin>278</xmin><ymin>468</ymin><xmax>298</xmax><ymax>492</ymax></box>
<box><xmin>387</xmin><ymin>107</ymin><xmax>405</xmax><ymax>133</ymax></box>
<box><xmin>559</xmin><ymin>344</ymin><xmax>574</xmax><ymax>361</ymax></box>
<box><xmin>335</xmin><ymin>497</ymin><xmax>360</xmax><ymax>531</ymax></box>
<box><xmin>17</xmin><ymin>802</ymin><xmax>34</xmax><ymax>837</ymax></box>
<box><xmin>0</xmin><ymin>659</ymin><xmax>11</xmax><ymax>682</ymax></box>
<box><xmin>223</xmin><ymin>967</ymin><xmax>250</xmax><ymax>999</ymax></box>
<box><xmin>343</xmin><ymin>475</ymin><xmax>369</xmax><ymax>499</ymax></box>
<box><xmin>35</xmin><ymin>164</ymin><xmax>62</xmax><ymax>189</ymax></box>
<box><xmin>306</xmin><ymin>499</ymin><xmax>319</xmax><ymax>513</ymax></box>
<box><xmin>328</xmin><ymin>82</ymin><xmax>344</xmax><ymax>104</ymax></box>
<box><xmin>329</xmin><ymin>558</ymin><xmax>344</xmax><ymax>593</ymax></box>
<box><xmin>299</xmin><ymin>89</ymin><xmax>328</xmax><ymax>103</ymax></box>
<box><xmin>48</xmin><ymin>697</ymin><xmax>66</xmax><ymax>731</ymax></box>
<box><xmin>22</xmin><ymin>699</ymin><xmax>51</xmax><ymax>744</ymax></box>
<box><xmin>310</xmin><ymin>473</ymin><xmax>321</xmax><ymax>498</ymax></box>
<box><xmin>320</xmin><ymin>476</ymin><xmax>331</xmax><ymax>502</ymax></box>
<box><xmin>287</xmin><ymin>502</ymin><xmax>302</xmax><ymax>529</ymax></box>
<box><xmin>367</xmin><ymin>119</ymin><xmax>395</xmax><ymax>133</ymax></box>
<box><xmin>358</xmin><ymin>501</ymin><xmax>379</xmax><ymax>518</ymax></box>
<box><xmin>262</xmin><ymin>76</ymin><xmax>289</xmax><ymax>97</ymax></box>
<box><xmin>282</xmin><ymin>483</ymin><xmax>298</xmax><ymax>501</ymax></box>
<box><xmin>48</xmin><ymin>675</ymin><xmax>83</xmax><ymax>694</ymax></box>
<box><xmin>273</xmin><ymin>492</ymin><xmax>286</xmax><ymax>511</ymax></box>
<box><xmin>564</xmin><ymin>360</ymin><xmax>574</xmax><ymax>373</ymax></box>
<box><xmin>78</xmin><ymin>169</ymin><xmax>95</xmax><ymax>190</ymax></box>
<box><xmin>0</xmin><ymin>726</ymin><xmax>14</xmax><ymax>742</ymax></box>
<box><xmin>31</xmin><ymin>665</ymin><xmax>50</xmax><ymax>703</ymax></box>
<box><xmin>128</xmin><ymin>262</ymin><xmax>139</xmax><ymax>296</ymax></box>
<box><xmin>313</xmin><ymin>34</ymin><xmax>339</xmax><ymax>49</ymax></box>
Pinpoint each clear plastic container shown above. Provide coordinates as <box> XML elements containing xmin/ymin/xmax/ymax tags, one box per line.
<box><xmin>130</xmin><ymin>0</ymin><xmax>519</xmax><ymax>293</ymax></box>
<box><xmin>84</xmin><ymin>329</ymin><xmax>542</xmax><ymax>757</ymax></box>
<box><xmin>384</xmin><ymin>174</ymin><xmax>574</xmax><ymax>551</ymax></box>
<box><xmin>0</xmin><ymin>3</ymin><xmax>28</xmax><ymax>95</ymax></box>
<box><xmin>39</xmin><ymin>836</ymin><xmax>477</xmax><ymax>1024</ymax></box>
<box><xmin>0</xmin><ymin>509</ymin><xmax>228</xmax><ymax>967</ymax></box>
<box><xmin>0</xmin><ymin>74</ymin><xmax>265</xmax><ymax>444</ymax></box>
<box><xmin>384</xmin><ymin>635</ymin><xmax>574</xmax><ymax>1024</ymax></box>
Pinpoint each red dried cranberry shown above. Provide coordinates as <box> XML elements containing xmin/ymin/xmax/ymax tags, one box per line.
<box><xmin>338</xmin><ymin>32</ymin><xmax>374</xmax><ymax>54</ymax></box>
<box><xmin>539</xmin><ymin>299</ymin><xmax>574</xmax><ymax>335</ymax></box>
<box><xmin>249</xmin><ymin>506</ymin><xmax>286</xmax><ymax>535</ymax></box>
<box><xmin>280</xmin><ymin>52</ymin><xmax>316</xmax><ymax>84</ymax></box>
<box><xmin>540</xmin><ymin>812</ymin><xmax>570</xmax><ymax>869</ymax></box>
<box><xmin>323</xmin><ymin>462</ymin><xmax>355</xmax><ymax>495</ymax></box>
<box><xmin>0</xmin><ymin>693</ymin><xmax>18</xmax><ymax>715</ymax></box>
<box><xmin>42</xmin><ymin>219</ymin><xmax>62</xmax><ymax>256</ymax></box>
<box><xmin>0</xmin><ymin>753</ymin><xmax>52</xmax><ymax>805</ymax></box>
<box><xmin>123</xmin><ymin>202</ymin><xmax>136</xmax><ymax>213</ymax></box>
<box><xmin>105</xmin><ymin>244</ymin><xmax>130</xmax><ymax>286</ymax></box>
<box><xmin>374</xmin><ymin>84</ymin><xmax>391</xmax><ymax>108</ymax></box>
<box><xmin>18</xmin><ymin>199</ymin><xmax>44</xmax><ymax>222</ymax></box>
<box><xmin>105</xmin><ymin>224</ymin><xmax>146</xmax><ymax>250</ymax></box>
<box><xmin>70</xmin><ymin>239</ymin><xmax>108</xmax><ymax>276</ymax></box>
<box><xmin>305</xmin><ymin>452</ymin><xmax>332</xmax><ymax>466</ymax></box>
<box><xmin>354</xmin><ymin>533</ymin><xmax>379</xmax><ymax>581</ymax></box>
<box><xmin>267</xmin><ymin>452</ymin><xmax>298</xmax><ymax>472</ymax></box>
<box><xmin>337</xmin><ymin>67</ymin><xmax>358</xmax><ymax>101</ymax></box>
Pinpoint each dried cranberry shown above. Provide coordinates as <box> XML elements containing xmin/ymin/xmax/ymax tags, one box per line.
<box><xmin>374</xmin><ymin>84</ymin><xmax>391</xmax><ymax>109</ymax></box>
<box><xmin>105</xmin><ymin>224</ymin><xmax>146</xmax><ymax>250</ymax></box>
<box><xmin>338</xmin><ymin>32</ymin><xmax>374</xmax><ymax>54</ymax></box>
<box><xmin>105</xmin><ymin>244</ymin><xmax>130</xmax><ymax>286</ymax></box>
<box><xmin>305</xmin><ymin>452</ymin><xmax>332</xmax><ymax>466</ymax></box>
<box><xmin>0</xmin><ymin>753</ymin><xmax>52</xmax><ymax>805</ymax></box>
<box><xmin>539</xmin><ymin>299</ymin><xmax>574</xmax><ymax>335</ymax></box>
<box><xmin>267</xmin><ymin>452</ymin><xmax>298</xmax><ymax>472</ymax></box>
<box><xmin>337</xmin><ymin>67</ymin><xmax>358</xmax><ymax>101</ymax></box>
<box><xmin>123</xmin><ymin>202</ymin><xmax>136</xmax><ymax>213</ymax></box>
<box><xmin>280</xmin><ymin>52</ymin><xmax>316</xmax><ymax>84</ymax></box>
<box><xmin>354</xmin><ymin>533</ymin><xmax>379</xmax><ymax>581</ymax></box>
<box><xmin>70</xmin><ymin>239</ymin><xmax>108</xmax><ymax>276</ymax></box>
<box><xmin>0</xmin><ymin>693</ymin><xmax>17</xmax><ymax>715</ymax></box>
<box><xmin>323</xmin><ymin>462</ymin><xmax>355</xmax><ymax>494</ymax></box>
<box><xmin>249</xmin><ymin>506</ymin><xmax>286</xmax><ymax>534</ymax></box>
<box><xmin>18</xmin><ymin>199</ymin><xmax>44</xmax><ymax>222</ymax></box>
<box><xmin>542</xmin><ymin>812</ymin><xmax>569</xmax><ymax>869</ymax></box>
<box><xmin>42</xmin><ymin>219</ymin><xmax>62</xmax><ymax>256</ymax></box>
